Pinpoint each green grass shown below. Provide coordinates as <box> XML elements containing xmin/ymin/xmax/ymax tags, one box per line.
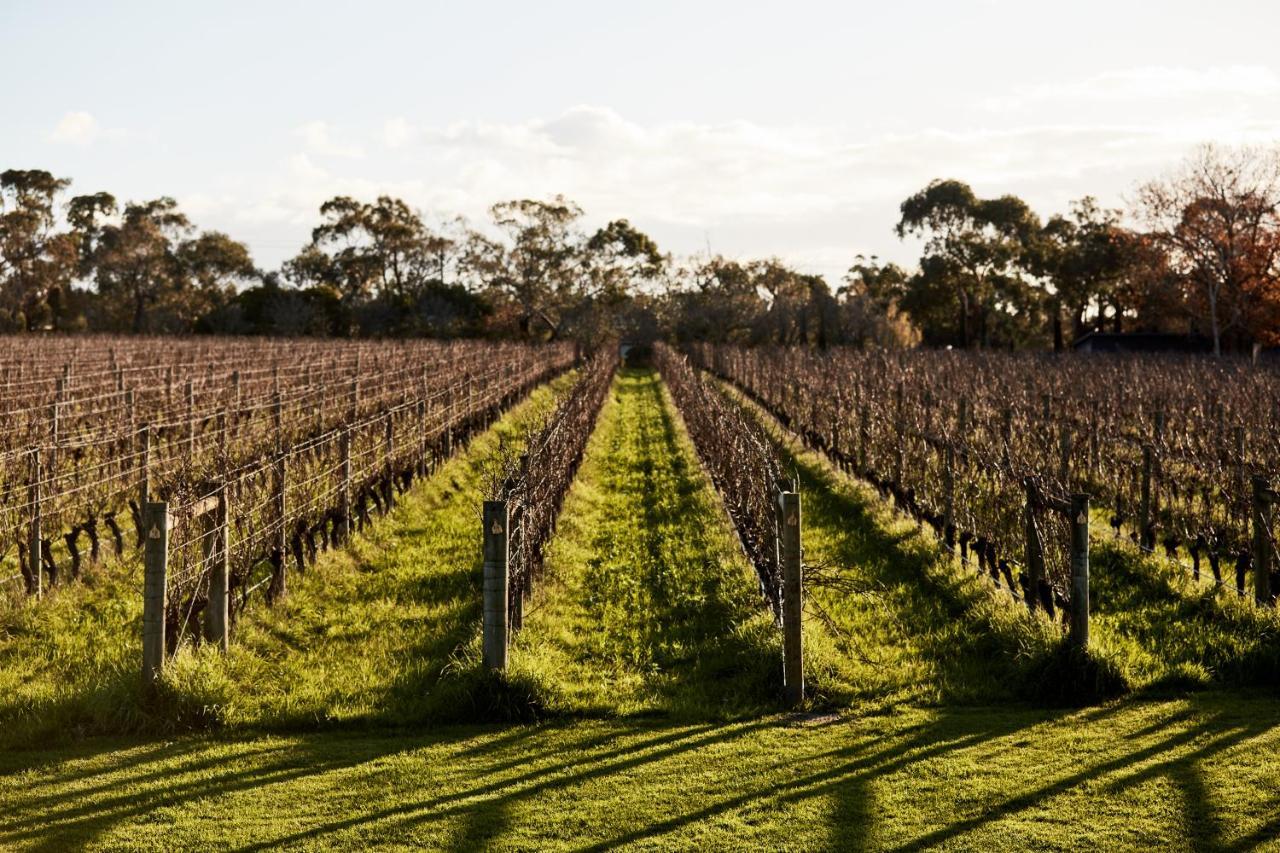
<box><xmin>721</xmin><ymin>382</ymin><xmax>1121</xmax><ymax>707</ymax></box>
<box><xmin>1</xmin><ymin>693</ymin><xmax>1277</xmax><ymax>850</ymax></box>
<box><xmin>3</xmin><ymin>367</ymin><xmax>1280</xmax><ymax>849</ymax></box>
<box><xmin>510</xmin><ymin>368</ymin><xmax>780</xmax><ymax>717</ymax></box>
<box><xmin>1088</xmin><ymin>537</ymin><xmax>1280</xmax><ymax>691</ymax></box>
<box><xmin>0</xmin><ymin>374</ymin><xmax>578</xmax><ymax>747</ymax></box>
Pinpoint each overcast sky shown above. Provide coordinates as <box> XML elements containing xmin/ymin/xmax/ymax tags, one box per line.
<box><xmin>4</xmin><ymin>0</ymin><xmax>1280</xmax><ymax>284</ymax></box>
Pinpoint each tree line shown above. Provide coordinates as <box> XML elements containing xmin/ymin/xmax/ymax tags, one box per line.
<box><xmin>1</xmin><ymin>143</ymin><xmax>1277</xmax><ymax>353</ymax></box>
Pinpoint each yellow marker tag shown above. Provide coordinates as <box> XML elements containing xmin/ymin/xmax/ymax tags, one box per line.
<box><xmin>148</xmin><ymin>526</ymin><xmax>162</xmax><ymax>539</ymax></box>
<box><xmin>1076</xmin><ymin>513</ymin><xmax>1087</xmax><ymax>525</ymax></box>
<box><xmin>491</xmin><ymin>520</ymin><xmax>504</xmax><ymax>535</ymax></box>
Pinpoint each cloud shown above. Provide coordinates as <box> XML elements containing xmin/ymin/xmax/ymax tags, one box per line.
<box><xmin>984</xmin><ymin>65</ymin><xmax>1280</xmax><ymax>110</ymax></box>
<box><xmin>49</xmin><ymin>111</ymin><xmax>99</xmax><ymax>145</ymax></box>
<box><xmin>383</xmin><ymin>117</ymin><xmax>412</xmax><ymax>149</ymax></box>
<box><xmin>190</xmin><ymin>75</ymin><xmax>1280</xmax><ymax>283</ymax></box>
<box><xmin>295</xmin><ymin>121</ymin><xmax>365</xmax><ymax>159</ymax></box>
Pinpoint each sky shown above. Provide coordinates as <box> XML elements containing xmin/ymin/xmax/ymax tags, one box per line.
<box><xmin>4</xmin><ymin>0</ymin><xmax>1280</xmax><ymax>285</ymax></box>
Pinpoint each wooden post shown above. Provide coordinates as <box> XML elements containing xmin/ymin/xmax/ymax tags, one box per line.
<box><xmin>339</xmin><ymin>428</ymin><xmax>353</xmax><ymax>541</ymax></box>
<box><xmin>1069</xmin><ymin>494</ymin><xmax>1090</xmax><ymax>650</ymax></box>
<box><xmin>384</xmin><ymin>412</ymin><xmax>395</xmax><ymax>508</ymax></box>
<box><xmin>482</xmin><ymin>500</ymin><xmax>510</xmax><ymax>671</ymax></box>
<box><xmin>272</xmin><ymin>455</ymin><xmax>287</xmax><ymax>601</ymax></box>
<box><xmin>142</xmin><ymin>501</ymin><xmax>170</xmax><ymax>687</ymax></box>
<box><xmin>1252</xmin><ymin>475</ymin><xmax>1273</xmax><ymax>605</ymax></box>
<box><xmin>1023</xmin><ymin>479</ymin><xmax>1046</xmax><ymax>613</ymax></box>
<box><xmin>272</xmin><ymin>391</ymin><xmax>283</xmax><ymax>454</ymax></box>
<box><xmin>779</xmin><ymin>489</ymin><xmax>804</xmax><ymax>707</ymax></box>
<box><xmin>1138</xmin><ymin>444</ymin><xmax>1154</xmax><ymax>551</ymax></box>
<box><xmin>185</xmin><ymin>379</ymin><xmax>195</xmax><ymax>456</ymax></box>
<box><xmin>27</xmin><ymin>448</ymin><xmax>41</xmax><ymax>598</ymax></box>
<box><xmin>1234</xmin><ymin>426</ymin><xmax>1247</xmax><ymax>528</ymax></box>
<box><xmin>139</xmin><ymin>423</ymin><xmax>152</xmax><ymax>508</ymax></box>
<box><xmin>416</xmin><ymin>399</ymin><xmax>428</xmax><ymax>475</ymax></box>
<box><xmin>943</xmin><ymin>444</ymin><xmax>956</xmax><ymax>551</ymax></box>
<box><xmin>203</xmin><ymin>485</ymin><xmax>230</xmax><ymax>651</ymax></box>
<box><xmin>1058</xmin><ymin>428</ymin><xmax>1072</xmax><ymax>487</ymax></box>
<box><xmin>857</xmin><ymin>405</ymin><xmax>869</xmax><ymax>474</ymax></box>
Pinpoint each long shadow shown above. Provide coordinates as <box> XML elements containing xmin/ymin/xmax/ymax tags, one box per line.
<box><xmin>769</xmin><ymin>423</ymin><xmax>1043</xmax><ymax>704</ymax></box>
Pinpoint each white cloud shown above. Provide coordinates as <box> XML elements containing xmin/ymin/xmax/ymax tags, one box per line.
<box><xmin>984</xmin><ymin>65</ymin><xmax>1280</xmax><ymax>110</ymax></box>
<box><xmin>49</xmin><ymin>111</ymin><xmax>99</xmax><ymax>145</ymax></box>
<box><xmin>295</xmin><ymin>121</ymin><xmax>365</xmax><ymax>159</ymax></box>
<box><xmin>188</xmin><ymin>73</ymin><xmax>1280</xmax><ymax>283</ymax></box>
<box><xmin>383</xmin><ymin>117</ymin><xmax>412</xmax><ymax>149</ymax></box>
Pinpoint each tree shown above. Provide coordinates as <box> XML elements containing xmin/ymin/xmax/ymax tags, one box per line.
<box><xmin>288</xmin><ymin>195</ymin><xmax>445</xmax><ymax>302</ymax></box>
<box><xmin>0</xmin><ymin>169</ymin><xmax>80</xmax><ymax>330</ymax></box>
<box><xmin>1136</xmin><ymin>144</ymin><xmax>1280</xmax><ymax>355</ymax></box>
<box><xmin>1031</xmin><ymin>197</ymin><xmax>1130</xmax><ymax>350</ymax></box>
<box><xmin>89</xmin><ymin>198</ymin><xmax>193</xmax><ymax>332</ymax></box>
<box><xmin>896</xmin><ymin>179</ymin><xmax>1041</xmax><ymax>348</ymax></box>
<box><xmin>478</xmin><ymin>196</ymin><xmax>586</xmax><ymax>339</ymax></box>
<box><xmin>839</xmin><ymin>256</ymin><xmax>918</xmax><ymax>348</ymax></box>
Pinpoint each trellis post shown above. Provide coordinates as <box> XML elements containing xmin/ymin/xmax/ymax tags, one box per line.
<box><xmin>203</xmin><ymin>484</ymin><xmax>230</xmax><ymax>651</ymax></box>
<box><xmin>27</xmin><ymin>448</ymin><xmax>41</xmax><ymax>598</ymax></box>
<box><xmin>384</xmin><ymin>412</ymin><xmax>396</xmax><ymax>508</ymax></box>
<box><xmin>1138</xmin><ymin>443</ymin><xmax>1154</xmax><ymax>551</ymax></box>
<box><xmin>482</xmin><ymin>500</ymin><xmax>510</xmax><ymax>671</ymax></box>
<box><xmin>1023</xmin><ymin>478</ymin><xmax>1046</xmax><ymax>613</ymax></box>
<box><xmin>1069</xmin><ymin>493</ymin><xmax>1091</xmax><ymax>650</ymax></box>
<box><xmin>1252</xmin><ymin>476</ymin><xmax>1274</xmax><ymax>606</ymax></box>
<box><xmin>270</xmin><ymin>455</ymin><xmax>287</xmax><ymax>602</ymax></box>
<box><xmin>778</xmin><ymin>487</ymin><xmax>804</xmax><ymax>708</ymax></box>
<box><xmin>185</xmin><ymin>379</ymin><xmax>195</xmax><ymax>456</ymax></box>
<box><xmin>943</xmin><ymin>444</ymin><xmax>956</xmax><ymax>551</ymax></box>
<box><xmin>339</xmin><ymin>428</ymin><xmax>353</xmax><ymax>542</ymax></box>
<box><xmin>142</xmin><ymin>501</ymin><xmax>170</xmax><ymax>687</ymax></box>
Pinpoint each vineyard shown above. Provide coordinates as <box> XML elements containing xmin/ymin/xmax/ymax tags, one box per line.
<box><xmin>1</xmin><ymin>336</ymin><xmax>1279</xmax><ymax>848</ymax></box>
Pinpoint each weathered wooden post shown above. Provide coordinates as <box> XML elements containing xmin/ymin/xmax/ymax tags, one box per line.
<box><xmin>1023</xmin><ymin>478</ymin><xmax>1046</xmax><ymax>613</ymax></box>
<box><xmin>339</xmin><ymin>428</ymin><xmax>353</xmax><ymax>542</ymax></box>
<box><xmin>1138</xmin><ymin>444</ymin><xmax>1154</xmax><ymax>552</ymax></box>
<box><xmin>857</xmin><ymin>405</ymin><xmax>870</xmax><ymax>474</ymax></box>
<box><xmin>778</xmin><ymin>487</ymin><xmax>804</xmax><ymax>707</ymax></box>
<box><xmin>185</xmin><ymin>379</ymin><xmax>195</xmax><ymax>456</ymax></box>
<box><xmin>142</xmin><ymin>501</ymin><xmax>170</xmax><ymax>687</ymax></box>
<box><xmin>271</xmin><ymin>455</ymin><xmax>287</xmax><ymax>602</ymax></box>
<box><xmin>482</xmin><ymin>500</ymin><xmax>510</xmax><ymax>671</ymax></box>
<box><xmin>27</xmin><ymin>448</ymin><xmax>41</xmax><ymax>598</ymax></box>
<box><xmin>272</xmin><ymin>391</ymin><xmax>284</xmax><ymax>453</ymax></box>
<box><xmin>943</xmin><ymin>444</ymin><xmax>956</xmax><ymax>551</ymax></box>
<box><xmin>203</xmin><ymin>484</ymin><xmax>230</xmax><ymax>651</ymax></box>
<box><xmin>139</xmin><ymin>423</ymin><xmax>152</xmax><ymax>508</ymax></box>
<box><xmin>1069</xmin><ymin>493</ymin><xmax>1091</xmax><ymax>650</ymax></box>
<box><xmin>1058</xmin><ymin>428</ymin><xmax>1072</xmax><ymax>487</ymax></box>
<box><xmin>416</xmin><ymin>399</ymin><xmax>428</xmax><ymax>476</ymax></box>
<box><xmin>1252</xmin><ymin>475</ymin><xmax>1274</xmax><ymax>606</ymax></box>
<box><xmin>384</xmin><ymin>412</ymin><xmax>396</xmax><ymax>508</ymax></box>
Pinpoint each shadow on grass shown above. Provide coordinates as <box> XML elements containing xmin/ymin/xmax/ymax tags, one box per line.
<box><xmin>4</xmin><ymin>693</ymin><xmax>1273</xmax><ymax>850</ymax></box>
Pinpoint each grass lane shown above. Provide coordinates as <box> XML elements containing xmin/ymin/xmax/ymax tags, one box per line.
<box><xmin>511</xmin><ymin>368</ymin><xmax>779</xmax><ymax>718</ymax></box>
<box><xmin>0</xmin><ymin>373</ymin><xmax>578</xmax><ymax>746</ymax></box>
<box><xmin>0</xmin><ymin>692</ymin><xmax>1276</xmax><ymax>850</ymax></box>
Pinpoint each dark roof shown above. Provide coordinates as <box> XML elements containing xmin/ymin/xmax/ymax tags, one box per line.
<box><xmin>1072</xmin><ymin>332</ymin><xmax>1213</xmax><ymax>353</ymax></box>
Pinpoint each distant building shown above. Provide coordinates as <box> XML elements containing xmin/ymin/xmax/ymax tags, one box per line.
<box><xmin>1072</xmin><ymin>332</ymin><xmax>1214</xmax><ymax>354</ymax></box>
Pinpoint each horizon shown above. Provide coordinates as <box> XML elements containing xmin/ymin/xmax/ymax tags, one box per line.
<box><xmin>5</xmin><ymin>0</ymin><xmax>1280</xmax><ymax>284</ymax></box>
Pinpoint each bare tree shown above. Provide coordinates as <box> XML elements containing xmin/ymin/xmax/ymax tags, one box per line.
<box><xmin>1136</xmin><ymin>144</ymin><xmax>1280</xmax><ymax>355</ymax></box>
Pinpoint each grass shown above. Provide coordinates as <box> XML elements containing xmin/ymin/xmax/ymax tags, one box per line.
<box><xmin>510</xmin><ymin>368</ymin><xmax>780</xmax><ymax>718</ymax></box>
<box><xmin>721</xmin><ymin>381</ymin><xmax>1121</xmax><ymax>707</ymax></box>
<box><xmin>2</xmin><ymin>366</ymin><xmax>1280</xmax><ymax>849</ymax></box>
<box><xmin>0</xmin><ymin>373</ymin><xmax>579</xmax><ymax>747</ymax></box>
<box><xmin>0</xmin><ymin>693</ymin><xmax>1278</xmax><ymax>850</ymax></box>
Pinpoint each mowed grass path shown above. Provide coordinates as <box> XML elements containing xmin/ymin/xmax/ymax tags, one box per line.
<box><xmin>0</xmin><ymin>373</ymin><xmax>578</xmax><ymax>745</ymax></box>
<box><xmin>1</xmin><ymin>694</ymin><xmax>1278</xmax><ymax>849</ymax></box>
<box><xmin>4</xmin><ymin>368</ymin><xmax>1280</xmax><ymax>849</ymax></box>
<box><xmin>512</xmin><ymin>368</ymin><xmax>779</xmax><ymax>717</ymax></box>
